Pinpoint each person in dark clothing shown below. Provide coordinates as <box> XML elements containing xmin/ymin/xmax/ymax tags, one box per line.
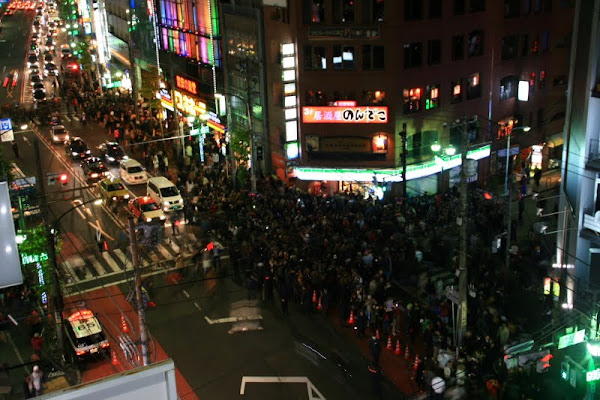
<box><xmin>11</xmin><ymin>141</ymin><xmax>19</xmax><ymax>159</ymax></box>
<box><xmin>280</xmin><ymin>283</ymin><xmax>289</xmax><ymax>315</ymax></box>
<box><xmin>369</xmin><ymin>335</ymin><xmax>381</xmax><ymax>367</ymax></box>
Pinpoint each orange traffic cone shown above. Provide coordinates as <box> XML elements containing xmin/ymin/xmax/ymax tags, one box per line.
<box><xmin>394</xmin><ymin>340</ymin><xmax>402</xmax><ymax>356</ymax></box>
<box><xmin>317</xmin><ymin>297</ymin><xmax>323</xmax><ymax>311</ymax></box>
<box><xmin>120</xmin><ymin>314</ymin><xmax>129</xmax><ymax>333</ymax></box>
<box><xmin>312</xmin><ymin>290</ymin><xmax>317</xmax><ymax>304</ymax></box>
<box><xmin>348</xmin><ymin>310</ymin><xmax>355</xmax><ymax>325</ymax></box>
<box><xmin>413</xmin><ymin>354</ymin><xmax>421</xmax><ymax>371</ymax></box>
<box><xmin>386</xmin><ymin>336</ymin><xmax>393</xmax><ymax>351</ymax></box>
<box><xmin>376</xmin><ymin>329</ymin><xmax>381</xmax><ymax>340</ymax></box>
<box><xmin>404</xmin><ymin>345</ymin><xmax>410</xmax><ymax>360</ymax></box>
<box><xmin>111</xmin><ymin>349</ymin><xmax>119</xmax><ymax>365</ymax></box>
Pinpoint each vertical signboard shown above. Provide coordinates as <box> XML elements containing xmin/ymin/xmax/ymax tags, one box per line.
<box><xmin>0</xmin><ymin>182</ymin><xmax>23</xmax><ymax>288</ymax></box>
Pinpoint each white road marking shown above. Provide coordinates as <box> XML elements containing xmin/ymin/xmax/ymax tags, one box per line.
<box><xmin>240</xmin><ymin>376</ymin><xmax>326</xmax><ymax>399</ymax></box>
<box><xmin>204</xmin><ymin>315</ymin><xmax>263</xmax><ymax>325</ymax></box>
<box><xmin>182</xmin><ymin>289</ymin><xmax>190</xmax><ymax>298</ymax></box>
<box><xmin>193</xmin><ymin>302</ymin><xmax>201</xmax><ymax>311</ymax></box>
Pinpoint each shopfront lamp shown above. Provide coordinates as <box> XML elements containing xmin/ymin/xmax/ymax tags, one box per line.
<box><xmin>444</xmin><ymin>146</ymin><xmax>456</xmax><ymax>156</ymax></box>
<box><xmin>431</xmin><ymin>142</ymin><xmax>441</xmax><ymax>153</ymax></box>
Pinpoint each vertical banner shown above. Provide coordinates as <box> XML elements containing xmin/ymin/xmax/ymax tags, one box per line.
<box><xmin>0</xmin><ymin>182</ymin><xmax>23</xmax><ymax>288</ymax></box>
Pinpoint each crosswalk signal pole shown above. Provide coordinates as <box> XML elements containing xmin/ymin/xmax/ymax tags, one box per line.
<box><xmin>128</xmin><ymin>217</ymin><xmax>149</xmax><ymax>366</ymax></box>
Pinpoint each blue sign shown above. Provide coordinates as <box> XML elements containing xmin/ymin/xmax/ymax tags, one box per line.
<box><xmin>0</xmin><ymin>118</ymin><xmax>12</xmax><ymax>132</ymax></box>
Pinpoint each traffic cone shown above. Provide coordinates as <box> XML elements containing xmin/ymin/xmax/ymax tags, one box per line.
<box><xmin>312</xmin><ymin>290</ymin><xmax>317</xmax><ymax>304</ymax></box>
<box><xmin>394</xmin><ymin>340</ymin><xmax>402</xmax><ymax>356</ymax></box>
<box><xmin>376</xmin><ymin>329</ymin><xmax>381</xmax><ymax>340</ymax></box>
<box><xmin>413</xmin><ymin>354</ymin><xmax>421</xmax><ymax>371</ymax></box>
<box><xmin>111</xmin><ymin>349</ymin><xmax>119</xmax><ymax>365</ymax></box>
<box><xmin>386</xmin><ymin>336</ymin><xmax>393</xmax><ymax>351</ymax></box>
<box><xmin>348</xmin><ymin>310</ymin><xmax>355</xmax><ymax>325</ymax></box>
<box><xmin>120</xmin><ymin>314</ymin><xmax>129</xmax><ymax>333</ymax></box>
<box><xmin>404</xmin><ymin>345</ymin><xmax>410</xmax><ymax>360</ymax></box>
<box><xmin>317</xmin><ymin>297</ymin><xmax>323</xmax><ymax>311</ymax></box>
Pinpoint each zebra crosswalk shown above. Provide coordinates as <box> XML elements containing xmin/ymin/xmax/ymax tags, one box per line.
<box><xmin>60</xmin><ymin>233</ymin><xmax>197</xmax><ymax>285</ymax></box>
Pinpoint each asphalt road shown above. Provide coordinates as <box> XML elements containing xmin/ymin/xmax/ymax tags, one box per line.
<box><xmin>0</xmin><ymin>9</ymin><xmax>34</xmax><ymax>105</ymax></box>
<box><xmin>141</xmin><ymin>274</ymin><xmax>403</xmax><ymax>400</ymax></box>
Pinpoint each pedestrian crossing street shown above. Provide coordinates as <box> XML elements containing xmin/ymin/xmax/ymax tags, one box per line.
<box><xmin>60</xmin><ymin>233</ymin><xmax>197</xmax><ymax>285</ymax></box>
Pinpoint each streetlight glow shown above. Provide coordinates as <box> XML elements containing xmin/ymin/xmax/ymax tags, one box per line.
<box><xmin>431</xmin><ymin>142</ymin><xmax>441</xmax><ymax>153</ymax></box>
<box><xmin>445</xmin><ymin>146</ymin><xmax>456</xmax><ymax>156</ymax></box>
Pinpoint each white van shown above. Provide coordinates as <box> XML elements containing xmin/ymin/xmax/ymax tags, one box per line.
<box><xmin>147</xmin><ymin>176</ymin><xmax>183</xmax><ymax>212</ymax></box>
<box><xmin>119</xmin><ymin>159</ymin><xmax>147</xmax><ymax>185</ymax></box>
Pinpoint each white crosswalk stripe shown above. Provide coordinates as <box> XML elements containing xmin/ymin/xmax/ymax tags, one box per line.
<box><xmin>61</xmin><ymin>235</ymin><xmax>196</xmax><ymax>286</ymax></box>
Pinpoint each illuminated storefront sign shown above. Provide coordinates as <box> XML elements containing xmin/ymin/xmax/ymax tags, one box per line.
<box><xmin>173</xmin><ymin>90</ymin><xmax>206</xmax><ymax>117</ymax></box>
<box><xmin>587</xmin><ymin>368</ymin><xmax>600</xmax><ymax>382</ymax></box>
<box><xmin>372</xmin><ymin>134</ymin><xmax>388</xmax><ymax>154</ymax></box>
<box><xmin>302</xmin><ymin>106</ymin><xmax>388</xmax><ymax>124</ymax></box>
<box><xmin>21</xmin><ymin>252</ymin><xmax>48</xmax><ymax>265</ymax></box>
<box><xmin>558</xmin><ymin>329</ymin><xmax>586</xmax><ymax>350</ymax></box>
<box><xmin>175</xmin><ymin>75</ymin><xmax>198</xmax><ymax>96</ymax></box>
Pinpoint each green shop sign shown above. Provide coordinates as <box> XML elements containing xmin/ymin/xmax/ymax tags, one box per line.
<box><xmin>587</xmin><ymin>368</ymin><xmax>600</xmax><ymax>382</ymax></box>
<box><xmin>21</xmin><ymin>252</ymin><xmax>48</xmax><ymax>265</ymax></box>
<box><xmin>558</xmin><ymin>329</ymin><xmax>586</xmax><ymax>350</ymax></box>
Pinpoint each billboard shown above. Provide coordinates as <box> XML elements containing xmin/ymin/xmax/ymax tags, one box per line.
<box><xmin>302</xmin><ymin>106</ymin><xmax>388</xmax><ymax>124</ymax></box>
<box><xmin>0</xmin><ymin>182</ymin><xmax>23</xmax><ymax>288</ymax></box>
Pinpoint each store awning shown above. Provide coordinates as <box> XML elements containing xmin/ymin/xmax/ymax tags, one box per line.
<box><xmin>546</xmin><ymin>132</ymin><xmax>564</xmax><ymax>148</ymax></box>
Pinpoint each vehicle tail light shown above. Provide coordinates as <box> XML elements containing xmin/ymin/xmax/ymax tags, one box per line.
<box><xmin>76</xmin><ymin>349</ymin><xmax>86</xmax><ymax>356</ymax></box>
<box><xmin>2</xmin><ymin>78</ymin><xmax>8</xmax><ymax>87</ymax></box>
<box><xmin>101</xmin><ymin>342</ymin><xmax>110</xmax><ymax>348</ymax></box>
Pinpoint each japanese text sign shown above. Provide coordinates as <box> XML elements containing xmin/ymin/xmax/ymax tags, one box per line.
<box><xmin>302</xmin><ymin>106</ymin><xmax>388</xmax><ymax>124</ymax></box>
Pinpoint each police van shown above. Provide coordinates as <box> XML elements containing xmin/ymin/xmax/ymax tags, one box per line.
<box><xmin>64</xmin><ymin>309</ymin><xmax>110</xmax><ymax>361</ymax></box>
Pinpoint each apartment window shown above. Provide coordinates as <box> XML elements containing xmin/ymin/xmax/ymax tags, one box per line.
<box><xmin>333</xmin><ymin>0</ymin><xmax>355</xmax><ymax>23</ymax></box>
<box><xmin>430</xmin><ymin>0</ymin><xmax>442</xmax><ymax>18</ymax></box>
<box><xmin>403</xmin><ymin>88</ymin><xmax>422</xmax><ymax>114</ymax></box>
<box><xmin>521</xmin><ymin>34</ymin><xmax>528</xmax><ymax>56</ymax></box>
<box><xmin>304</xmin><ymin>0</ymin><xmax>325</xmax><ymax>24</ymax></box>
<box><xmin>364</xmin><ymin>90</ymin><xmax>386</xmax><ymax>105</ymax></box>
<box><xmin>404</xmin><ymin>42</ymin><xmax>423</xmax><ymax>68</ymax></box>
<box><xmin>405</xmin><ymin>0</ymin><xmax>423</xmax><ymax>21</ymax></box>
<box><xmin>428</xmin><ymin>39</ymin><xmax>441</xmax><ymax>65</ymax></box>
<box><xmin>542</xmin><ymin>31</ymin><xmax>550</xmax><ymax>52</ymax></box>
<box><xmin>451</xmin><ymin>79</ymin><xmax>463</xmax><ymax>104</ymax></box>
<box><xmin>467</xmin><ymin>73</ymin><xmax>481</xmax><ymax>100</ymax></box>
<box><xmin>470</xmin><ymin>0</ymin><xmax>485</xmax><ymax>12</ymax></box>
<box><xmin>362</xmin><ymin>45</ymin><xmax>385</xmax><ymax>70</ymax></box>
<box><xmin>361</xmin><ymin>0</ymin><xmax>384</xmax><ymax>23</ymax></box>
<box><xmin>304</xmin><ymin>46</ymin><xmax>327</xmax><ymax>70</ymax></box>
<box><xmin>504</xmin><ymin>0</ymin><xmax>520</xmax><ymax>17</ymax></box>
<box><xmin>454</xmin><ymin>0</ymin><xmax>465</xmax><ymax>15</ymax></box>
<box><xmin>426</xmin><ymin>84</ymin><xmax>440</xmax><ymax>109</ymax></box>
<box><xmin>468</xmin><ymin>30</ymin><xmax>484</xmax><ymax>57</ymax></box>
<box><xmin>452</xmin><ymin>35</ymin><xmax>464</xmax><ymax>60</ymax></box>
<box><xmin>539</xmin><ymin>70</ymin><xmax>546</xmax><ymax>89</ymax></box>
<box><xmin>534</xmin><ymin>0</ymin><xmax>542</xmax><ymax>13</ymax></box>
<box><xmin>333</xmin><ymin>45</ymin><xmax>355</xmax><ymax>70</ymax></box>
<box><xmin>501</xmin><ymin>35</ymin><xmax>519</xmax><ymax>60</ymax></box>
<box><xmin>500</xmin><ymin>75</ymin><xmax>518</xmax><ymax>100</ymax></box>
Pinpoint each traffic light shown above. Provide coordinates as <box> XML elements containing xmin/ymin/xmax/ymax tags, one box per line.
<box><xmin>561</xmin><ymin>361</ymin><xmax>570</xmax><ymax>380</ymax></box>
<box><xmin>59</xmin><ymin>173</ymin><xmax>68</xmax><ymax>186</ymax></box>
<box><xmin>256</xmin><ymin>146</ymin><xmax>263</xmax><ymax>161</ymax></box>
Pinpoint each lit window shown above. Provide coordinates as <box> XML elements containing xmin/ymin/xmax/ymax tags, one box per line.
<box><xmin>451</xmin><ymin>79</ymin><xmax>462</xmax><ymax>104</ymax></box>
<box><xmin>283</xmin><ymin>70</ymin><xmax>295</xmax><ymax>82</ymax></box>
<box><xmin>285</xmin><ymin>121</ymin><xmax>298</xmax><ymax>141</ymax></box>
<box><xmin>467</xmin><ymin>73</ymin><xmax>481</xmax><ymax>100</ymax></box>
<box><xmin>284</xmin><ymin>83</ymin><xmax>296</xmax><ymax>95</ymax></box>
<box><xmin>282</xmin><ymin>43</ymin><xmax>295</xmax><ymax>55</ymax></box>
<box><xmin>425</xmin><ymin>85</ymin><xmax>439</xmax><ymax>110</ymax></box>
<box><xmin>403</xmin><ymin>87</ymin><xmax>422</xmax><ymax>114</ymax></box>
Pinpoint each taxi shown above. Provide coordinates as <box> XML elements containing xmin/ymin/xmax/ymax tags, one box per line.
<box><xmin>64</xmin><ymin>309</ymin><xmax>110</xmax><ymax>361</ymax></box>
<box><xmin>98</xmin><ymin>176</ymin><xmax>130</xmax><ymax>203</ymax></box>
<box><xmin>129</xmin><ymin>196</ymin><xmax>166</xmax><ymax>224</ymax></box>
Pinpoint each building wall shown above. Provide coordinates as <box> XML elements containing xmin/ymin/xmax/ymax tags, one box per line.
<box><xmin>287</xmin><ymin>0</ymin><xmax>573</xmax><ymax>173</ymax></box>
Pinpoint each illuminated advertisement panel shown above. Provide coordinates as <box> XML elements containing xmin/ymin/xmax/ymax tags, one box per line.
<box><xmin>158</xmin><ymin>0</ymin><xmax>221</xmax><ymax>66</ymax></box>
<box><xmin>302</xmin><ymin>106</ymin><xmax>388</xmax><ymax>124</ymax></box>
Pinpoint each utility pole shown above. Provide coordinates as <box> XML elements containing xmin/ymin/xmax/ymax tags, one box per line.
<box><xmin>457</xmin><ymin>119</ymin><xmax>469</xmax><ymax>345</ymax></box>
<box><xmin>400</xmin><ymin>123</ymin><xmax>408</xmax><ymax>206</ymax></box>
<box><xmin>34</xmin><ymin>139</ymin><xmax>65</xmax><ymax>362</ymax></box>
<box><xmin>128</xmin><ymin>217</ymin><xmax>149</xmax><ymax>366</ymax></box>
<box><xmin>127</xmin><ymin>9</ymin><xmax>139</xmax><ymax>118</ymax></box>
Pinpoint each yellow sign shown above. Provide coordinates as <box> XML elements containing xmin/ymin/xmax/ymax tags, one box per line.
<box><xmin>173</xmin><ymin>90</ymin><xmax>206</xmax><ymax>117</ymax></box>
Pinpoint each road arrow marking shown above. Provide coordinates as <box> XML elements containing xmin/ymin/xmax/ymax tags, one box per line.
<box><xmin>204</xmin><ymin>315</ymin><xmax>263</xmax><ymax>325</ymax></box>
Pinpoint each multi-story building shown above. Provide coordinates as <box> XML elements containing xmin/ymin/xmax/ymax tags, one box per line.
<box><xmin>556</xmin><ymin>0</ymin><xmax>600</xmax><ymax>310</ymax></box>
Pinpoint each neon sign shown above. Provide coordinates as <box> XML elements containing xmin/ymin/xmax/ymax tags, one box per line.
<box><xmin>173</xmin><ymin>90</ymin><xmax>206</xmax><ymax>117</ymax></box>
<box><xmin>21</xmin><ymin>252</ymin><xmax>48</xmax><ymax>265</ymax></box>
<box><xmin>175</xmin><ymin>75</ymin><xmax>198</xmax><ymax>96</ymax></box>
<box><xmin>302</xmin><ymin>106</ymin><xmax>388</xmax><ymax>124</ymax></box>
<box><xmin>587</xmin><ymin>368</ymin><xmax>600</xmax><ymax>382</ymax></box>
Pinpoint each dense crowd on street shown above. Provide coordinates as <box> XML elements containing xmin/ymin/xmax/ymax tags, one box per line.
<box><xmin>1</xmin><ymin>84</ymin><xmax>555</xmax><ymax>398</ymax></box>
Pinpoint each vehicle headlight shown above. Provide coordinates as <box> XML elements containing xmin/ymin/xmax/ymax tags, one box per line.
<box><xmin>91</xmin><ymin>173</ymin><xmax>98</xmax><ymax>178</ymax></box>
<box><xmin>146</xmin><ymin>217</ymin><xmax>152</xmax><ymax>222</ymax></box>
<box><xmin>86</xmin><ymin>150</ymin><xmax>91</xmax><ymax>154</ymax></box>
<box><xmin>124</xmin><ymin>194</ymin><xmax>130</xmax><ymax>199</ymax></box>
<box><xmin>159</xmin><ymin>215</ymin><xmax>166</xmax><ymax>220</ymax></box>
<box><xmin>111</xmin><ymin>196</ymin><xmax>117</xmax><ymax>201</ymax></box>
<box><xmin>53</xmin><ymin>136</ymin><xmax>58</xmax><ymax>141</ymax></box>
<box><xmin>179</xmin><ymin>199</ymin><xmax>183</xmax><ymax>204</ymax></box>
<box><xmin>72</xmin><ymin>152</ymin><xmax>77</xmax><ymax>156</ymax></box>
<box><xmin>108</xmin><ymin>156</ymin><xmax>115</xmax><ymax>162</ymax></box>
<box><xmin>163</xmin><ymin>207</ymin><xmax>169</xmax><ymax>211</ymax></box>
<box><xmin>163</xmin><ymin>201</ymin><xmax>169</xmax><ymax>206</ymax></box>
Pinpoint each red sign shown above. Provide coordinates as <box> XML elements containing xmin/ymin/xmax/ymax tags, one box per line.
<box><xmin>175</xmin><ymin>75</ymin><xmax>198</xmax><ymax>96</ymax></box>
<box><xmin>302</xmin><ymin>106</ymin><xmax>388</xmax><ymax>124</ymax></box>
